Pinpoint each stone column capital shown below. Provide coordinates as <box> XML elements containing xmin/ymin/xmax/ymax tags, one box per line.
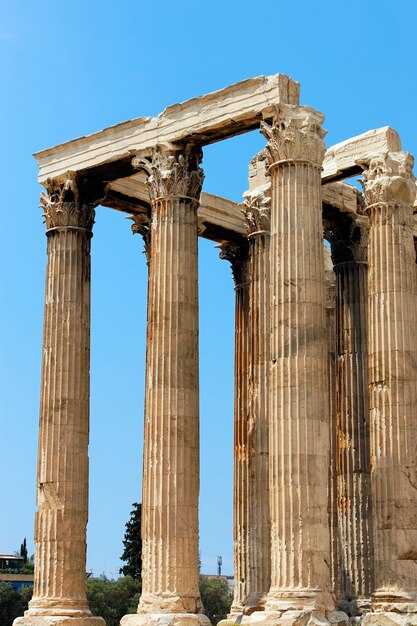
<box><xmin>218</xmin><ymin>241</ymin><xmax>249</xmax><ymax>287</ymax></box>
<box><xmin>324</xmin><ymin>215</ymin><xmax>368</xmax><ymax>266</ymax></box>
<box><xmin>40</xmin><ymin>172</ymin><xmax>103</xmax><ymax>232</ymax></box>
<box><xmin>261</xmin><ymin>104</ymin><xmax>327</xmax><ymax>168</ymax></box>
<box><xmin>129</xmin><ymin>212</ymin><xmax>151</xmax><ymax>263</ymax></box>
<box><xmin>360</xmin><ymin>151</ymin><xmax>416</xmax><ymax>208</ymax></box>
<box><xmin>242</xmin><ymin>184</ymin><xmax>271</xmax><ymax>236</ymax></box>
<box><xmin>132</xmin><ymin>143</ymin><xmax>204</xmax><ymax>204</ymax></box>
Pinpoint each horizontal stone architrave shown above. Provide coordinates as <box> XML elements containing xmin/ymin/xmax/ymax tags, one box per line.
<box><xmin>34</xmin><ymin>74</ymin><xmax>300</xmax><ymax>183</ymax></box>
<box><xmin>105</xmin><ymin>171</ymin><xmax>361</xmax><ymax>243</ymax></box>
<box><xmin>322</xmin><ymin>126</ymin><xmax>401</xmax><ymax>182</ymax></box>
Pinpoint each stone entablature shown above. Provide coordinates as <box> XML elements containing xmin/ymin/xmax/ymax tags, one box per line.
<box><xmin>15</xmin><ymin>75</ymin><xmax>417</xmax><ymax>626</ymax></box>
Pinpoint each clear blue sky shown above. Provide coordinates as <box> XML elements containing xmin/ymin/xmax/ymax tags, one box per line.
<box><xmin>1</xmin><ymin>0</ymin><xmax>416</xmax><ymax>579</ymax></box>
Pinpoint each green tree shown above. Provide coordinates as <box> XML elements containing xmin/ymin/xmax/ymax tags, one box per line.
<box><xmin>0</xmin><ymin>583</ymin><xmax>33</xmax><ymax>626</ymax></box>
<box><xmin>86</xmin><ymin>576</ymin><xmax>140</xmax><ymax>626</ymax></box>
<box><xmin>120</xmin><ymin>502</ymin><xmax>142</xmax><ymax>580</ymax></box>
<box><xmin>20</xmin><ymin>538</ymin><xmax>28</xmax><ymax>563</ymax></box>
<box><xmin>21</xmin><ymin>561</ymin><xmax>35</xmax><ymax>574</ymax></box>
<box><xmin>199</xmin><ymin>575</ymin><xmax>233</xmax><ymax>625</ymax></box>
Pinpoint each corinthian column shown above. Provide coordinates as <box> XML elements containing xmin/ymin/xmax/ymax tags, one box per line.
<box><xmin>327</xmin><ymin>216</ymin><xmax>373</xmax><ymax>614</ymax></box>
<box><xmin>361</xmin><ymin>152</ymin><xmax>417</xmax><ymax>624</ymax></box>
<box><xmin>260</xmin><ymin>104</ymin><xmax>338</xmax><ymax>621</ymax></box>
<box><xmin>15</xmin><ymin>175</ymin><xmax>104</xmax><ymax>626</ymax></box>
<box><xmin>242</xmin><ymin>187</ymin><xmax>271</xmax><ymax>614</ymax></box>
<box><xmin>324</xmin><ymin>246</ymin><xmax>338</xmax><ymax>603</ymax></box>
<box><xmin>218</xmin><ymin>240</ymin><xmax>250</xmax><ymax>617</ymax></box>
<box><xmin>122</xmin><ymin>145</ymin><xmax>209</xmax><ymax>626</ymax></box>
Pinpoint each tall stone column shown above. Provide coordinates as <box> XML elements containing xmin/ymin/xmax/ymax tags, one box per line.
<box><xmin>242</xmin><ymin>187</ymin><xmax>271</xmax><ymax>614</ymax></box>
<box><xmin>324</xmin><ymin>246</ymin><xmax>338</xmax><ymax>604</ymax></box>
<box><xmin>122</xmin><ymin>145</ymin><xmax>209</xmax><ymax>626</ymax></box>
<box><xmin>15</xmin><ymin>175</ymin><xmax>104</xmax><ymax>626</ymax></box>
<box><xmin>260</xmin><ymin>104</ymin><xmax>339</xmax><ymax>622</ymax></box>
<box><xmin>218</xmin><ymin>241</ymin><xmax>250</xmax><ymax>617</ymax></box>
<box><xmin>327</xmin><ymin>217</ymin><xmax>373</xmax><ymax>614</ymax></box>
<box><xmin>361</xmin><ymin>152</ymin><xmax>417</xmax><ymax>625</ymax></box>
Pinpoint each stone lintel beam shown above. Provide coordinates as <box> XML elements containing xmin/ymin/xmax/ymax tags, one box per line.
<box><xmin>34</xmin><ymin>74</ymin><xmax>299</xmax><ymax>183</ymax></box>
<box><xmin>198</xmin><ymin>193</ymin><xmax>247</xmax><ymax>243</ymax></box>
<box><xmin>322</xmin><ymin>126</ymin><xmax>402</xmax><ymax>182</ymax></box>
<box><xmin>322</xmin><ymin>181</ymin><xmax>362</xmax><ymax>216</ymax></box>
<box><xmin>106</xmin><ymin>171</ymin><xmax>362</xmax><ymax>244</ymax></box>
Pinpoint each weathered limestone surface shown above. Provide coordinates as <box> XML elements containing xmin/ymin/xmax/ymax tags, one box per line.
<box><xmin>14</xmin><ymin>176</ymin><xmax>104</xmax><ymax>626</ymax></box>
<box><xmin>198</xmin><ymin>194</ymin><xmax>246</xmax><ymax>240</ymax></box>
<box><xmin>34</xmin><ymin>74</ymin><xmax>300</xmax><ymax>182</ymax></box>
<box><xmin>120</xmin><ymin>145</ymin><xmax>209</xmax><ymax>626</ymax></box>
<box><xmin>260</xmin><ymin>104</ymin><xmax>336</xmax><ymax>621</ymax></box>
<box><xmin>243</xmin><ymin>187</ymin><xmax>271</xmax><ymax>613</ymax></box>
<box><xmin>326</xmin><ymin>215</ymin><xmax>373</xmax><ymax>614</ymax></box>
<box><xmin>322</xmin><ymin>182</ymin><xmax>360</xmax><ymax>214</ymax></box>
<box><xmin>361</xmin><ymin>152</ymin><xmax>417</xmax><ymax>618</ymax></box>
<box><xmin>322</xmin><ymin>127</ymin><xmax>402</xmax><ymax>182</ymax></box>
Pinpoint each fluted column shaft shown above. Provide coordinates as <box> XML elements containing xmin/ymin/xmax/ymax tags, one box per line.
<box><xmin>244</xmin><ymin>194</ymin><xmax>271</xmax><ymax>612</ymax></box>
<box><xmin>335</xmin><ymin>258</ymin><xmax>373</xmax><ymax>611</ymax></box>
<box><xmin>324</xmin><ymin>253</ymin><xmax>338</xmax><ymax>602</ymax></box>
<box><xmin>220</xmin><ymin>213</ymin><xmax>272</xmax><ymax>616</ymax></box>
<box><xmin>262</xmin><ymin>105</ymin><xmax>333</xmax><ymax>611</ymax></box>
<box><xmin>233</xmin><ymin>276</ymin><xmax>250</xmax><ymax>612</ymax></box>
<box><xmin>135</xmin><ymin>146</ymin><xmax>204</xmax><ymax>616</ymax></box>
<box><xmin>218</xmin><ymin>243</ymin><xmax>250</xmax><ymax>615</ymax></box>
<box><xmin>362</xmin><ymin>152</ymin><xmax>417</xmax><ymax>612</ymax></box>
<box><xmin>26</xmin><ymin>176</ymin><xmax>101</xmax><ymax>621</ymax></box>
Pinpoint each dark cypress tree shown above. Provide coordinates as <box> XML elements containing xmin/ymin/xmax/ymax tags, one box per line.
<box><xmin>19</xmin><ymin>538</ymin><xmax>28</xmax><ymax>564</ymax></box>
<box><xmin>119</xmin><ymin>503</ymin><xmax>142</xmax><ymax>580</ymax></box>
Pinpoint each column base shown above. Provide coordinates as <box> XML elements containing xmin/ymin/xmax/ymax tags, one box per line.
<box><xmin>13</xmin><ymin>615</ymin><xmax>105</xmax><ymax>626</ymax></box>
<box><xmin>120</xmin><ymin>614</ymin><xmax>211</xmax><ymax>626</ymax></box>
<box><xmin>361</xmin><ymin>613</ymin><xmax>417</xmax><ymax>626</ymax></box>
<box><xmin>219</xmin><ymin>609</ymin><xmax>349</xmax><ymax>626</ymax></box>
<box><xmin>227</xmin><ymin>604</ymin><xmax>244</xmax><ymax>620</ymax></box>
<box><xmin>265</xmin><ymin>590</ymin><xmax>335</xmax><ymax>613</ymax></box>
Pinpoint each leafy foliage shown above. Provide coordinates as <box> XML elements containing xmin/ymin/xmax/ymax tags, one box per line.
<box><xmin>86</xmin><ymin>575</ymin><xmax>140</xmax><ymax>626</ymax></box>
<box><xmin>199</xmin><ymin>575</ymin><xmax>232</xmax><ymax>625</ymax></box>
<box><xmin>21</xmin><ymin>561</ymin><xmax>34</xmax><ymax>574</ymax></box>
<box><xmin>0</xmin><ymin>582</ymin><xmax>32</xmax><ymax>626</ymax></box>
<box><xmin>120</xmin><ymin>502</ymin><xmax>142</xmax><ymax>580</ymax></box>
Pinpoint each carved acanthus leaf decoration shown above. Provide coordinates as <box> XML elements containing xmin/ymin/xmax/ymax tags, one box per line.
<box><xmin>360</xmin><ymin>151</ymin><xmax>416</xmax><ymax>207</ymax></box>
<box><xmin>324</xmin><ymin>215</ymin><xmax>368</xmax><ymax>265</ymax></box>
<box><xmin>132</xmin><ymin>144</ymin><xmax>204</xmax><ymax>203</ymax></box>
<box><xmin>129</xmin><ymin>213</ymin><xmax>151</xmax><ymax>263</ymax></box>
<box><xmin>218</xmin><ymin>241</ymin><xmax>249</xmax><ymax>286</ymax></box>
<box><xmin>40</xmin><ymin>173</ymin><xmax>103</xmax><ymax>231</ymax></box>
<box><xmin>242</xmin><ymin>183</ymin><xmax>271</xmax><ymax>235</ymax></box>
<box><xmin>261</xmin><ymin>104</ymin><xmax>326</xmax><ymax>168</ymax></box>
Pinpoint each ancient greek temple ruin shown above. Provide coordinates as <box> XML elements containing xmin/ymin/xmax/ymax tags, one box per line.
<box><xmin>15</xmin><ymin>74</ymin><xmax>417</xmax><ymax>626</ymax></box>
